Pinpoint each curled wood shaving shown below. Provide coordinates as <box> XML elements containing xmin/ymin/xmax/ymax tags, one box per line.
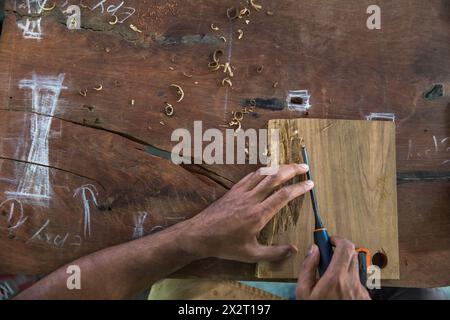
<box><xmin>266</xmin><ymin>11</ymin><xmax>274</xmax><ymax>16</ymax></box>
<box><xmin>233</xmin><ymin>111</ymin><xmax>244</xmax><ymax>121</ymax></box>
<box><xmin>170</xmin><ymin>84</ymin><xmax>185</xmax><ymax>102</ymax></box>
<box><xmin>226</xmin><ymin>7</ymin><xmax>239</xmax><ymax>20</ymax></box>
<box><xmin>42</xmin><ymin>2</ymin><xmax>56</xmax><ymax>11</ymax></box>
<box><xmin>79</xmin><ymin>89</ymin><xmax>87</xmax><ymax>97</ymax></box>
<box><xmin>223</xmin><ymin>62</ymin><xmax>234</xmax><ymax>77</ymax></box>
<box><xmin>109</xmin><ymin>15</ymin><xmax>118</xmax><ymax>25</ymax></box>
<box><xmin>208</xmin><ymin>61</ymin><xmax>222</xmax><ymax>71</ymax></box>
<box><xmin>237</xmin><ymin>29</ymin><xmax>244</xmax><ymax>40</ymax></box>
<box><xmin>164</xmin><ymin>102</ymin><xmax>174</xmax><ymax>117</ymax></box>
<box><xmin>222</xmin><ymin>78</ymin><xmax>233</xmax><ymax>87</ymax></box>
<box><xmin>219</xmin><ymin>36</ymin><xmax>227</xmax><ymax>43</ymax></box>
<box><xmin>129</xmin><ymin>24</ymin><xmax>142</xmax><ymax>33</ymax></box>
<box><xmin>213</xmin><ymin>50</ymin><xmax>223</xmax><ymax>63</ymax></box>
<box><xmin>211</xmin><ymin>23</ymin><xmax>220</xmax><ymax>31</ymax></box>
<box><xmin>93</xmin><ymin>84</ymin><xmax>103</xmax><ymax>91</ymax></box>
<box><xmin>249</xmin><ymin>0</ymin><xmax>263</xmax><ymax>11</ymax></box>
<box><xmin>79</xmin><ymin>0</ymin><xmax>89</xmax><ymax>9</ymax></box>
<box><xmin>239</xmin><ymin>8</ymin><xmax>250</xmax><ymax>18</ymax></box>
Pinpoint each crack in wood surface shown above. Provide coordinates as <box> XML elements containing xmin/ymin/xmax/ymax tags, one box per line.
<box><xmin>2</xmin><ymin>108</ymin><xmax>233</xmax><ymax>191</ymax></box>
<box><xmin>0</xmin><ymin>156</ymin><xmax>105</xmax><ymax>190</ymax></box>
<box><xmin>397</xmin><ymin>171</ymin><xmax>450</xmax><ymax>184</ymax></box>
<box><xmin>8</xmin><ymin>9</ymin><xmax>222</xmax><ymax>47</ymax></box>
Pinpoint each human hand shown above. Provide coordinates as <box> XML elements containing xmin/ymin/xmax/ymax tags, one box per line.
<box><xmin>296</xmin><ymin>237</ymin><xmax>371</xmax><ymax>300</ymax></box>
<box><xmin>182</xmin><ymin>164</ymin><xmax>313</xmax><ymax>263</ymax></box>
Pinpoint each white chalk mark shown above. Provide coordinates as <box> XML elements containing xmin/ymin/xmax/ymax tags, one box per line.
<box><xmin>407</xmin><ymin>139</ymin><xmax>413</xmax><ymax>160</ymax></box>
<box><xmin>18</xmin><ymin>0</ymin><xmax>48</xmax><ymax>14</ymax></box>
<box><xmin>132</xmin><ymin>211</ymin><xmax>148</xmax><ymax>239</ymax></box>
<box><xmin>64</xmin><ymin>5</ymin><xmax>81</xmax><ymax>30</ymax></box>
<box><xmin>73</xmin><ymin>184</ymin><xmax>98</xmax><ymax>238</ymax></box>
<box><xmin>366</xmin><ymin>113</ymin><xmax>395</xmax><ymax>122</ymax></box>
<box><xmin>5</xmin><ymin>73</ymin><xmax>66</xmax><ymax>206</ymax></box>
<box><xmin>26</xmin><ymin>218</ymin><xmax>50</xmax><ymax>243</ymax></box>
<box><xmin>0</xmin><ymin>198</ymin><xmax>28</xmax><ymax>230</ymax></box>
<box><xmin>433</xmin><ymin>136</ymin><xmax>439</xmax><ymax>153</ymax></box>
<box><xmin>150</xmin><ymin>225</ymin><xmax>165</xmax><ymax>234</ymax></box>
<box><xmin>17</xmin><ymin>0</ymin><xmax>48</xmax><ymax>40</ymax></box>
<box><xmin>117</xmin><ymin>7</ymin><xmax>136</xmax><ymax>24</ymax></box>
<box><xmin>70</xmin><ymin>235</ymin><xmax>82</xmax><ymax>246</ymax></box>
<box><xmin>441</xmin><ymin>137</ymin><xmax>449</xmax><ymax>145</ymax></box>
<box><xmin>287</xmin><ymin>90</ymin><xmax>312</xmax><ymax>111</ymax></box>
<box><xmin>17</xmin><ymin>18</ymin><xmax>43</xmax><ymax>39</ymax></box>
<box><xmin>91</xmin><ymin>0</ymin><xmax>136</xmax><ymax>23</ymax></box>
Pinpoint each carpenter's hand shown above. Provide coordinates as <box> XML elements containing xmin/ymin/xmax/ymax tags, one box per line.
<box><xmin>296</xmin><ymin>237</ymin><xmax>371</xmax><ymax>300</ymax></box>
<box><xmin>183</xmin><ymin>164</ymin><xmax>313</xmax><ymax>263</ymax></box>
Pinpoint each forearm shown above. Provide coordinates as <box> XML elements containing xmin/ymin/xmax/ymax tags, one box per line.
<box><xmin>15</xmin><ymin>219</ymin><xmax>202</xmax><ymax>300</ymax></box>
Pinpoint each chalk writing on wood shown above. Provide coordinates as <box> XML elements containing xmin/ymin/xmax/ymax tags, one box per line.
<box><xmin>90</xmin><ymin>0</ymin><xmax>136</xmax><ymax>24</ymax></box>
<box><xmin>63</xmin><ymin>5</ymin><xmax>82</xmax><ymax>30</ymax></box>
<box><xmin>27</xmin><ymin>219</ymin><xmax>83</xmax><ymax>247</ymax></box>
<box><xmin>5</xmin><ymin>73</ymin><xmax>66</xmax><ymax>206</ymax></box>
<box><xmin>407</xmin><ymin>135</ymin><xmax>450</xmax><ymax>164</ymax></box>
<box><xmin>16</xmin><ymin>0</ymin><xmax>49</xmax><ymax>40</ymax></box>
<box><xmin>132</xmin><ymin>211</ymin><xmax>148</xmax><ymax>239</ymax></box>
<box><xmin>73</xmin><ymin>184</ymin><xmax>99</xmax><ymax>238</ymax></box>
<box><xmin>0</xmin><ymin>198</ymin><xmax>28</xmax><ymax>230</ymax></box>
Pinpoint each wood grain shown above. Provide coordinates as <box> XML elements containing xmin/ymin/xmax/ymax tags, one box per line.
<box><xmin>258</xmin><ymin>119</ymin><xmax>399</xmax><ymax>279</ymax></box>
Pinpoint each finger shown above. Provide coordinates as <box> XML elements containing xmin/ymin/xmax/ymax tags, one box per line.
<box><xmin>259</xmin><ymin>180</ymin><xmax>314</xmax><ymax>225</ymax></box>
<box><xmin>296</xmin><ymin>245</ymin><xmax>319</xmax><ymax>299</ymax></box>
<box><xmin>251</xmin><ymin>244</ymin><xmax>298</xmax><ymax>262</ymax></box>
<box><xmin>349</xmin><ymin>252</ymin><xmax>360</xmax><ymax>279</ymax></box>
<box><xmin>234</xmin><ymin>167</ymin><xmax>269</xmax><ymax>191</ymax></box>
<box><xmin>327</xmin><ymin>236</ymin><xmax>355</xmax><ymax>274</ymax></box>
<box><xmin>253</xmin><ymin>164</ymin><xmax>310</xmax><ymax>199</ymax></box>
<box><xmin>232</xmin><ymin>171</ymin><xmax>257</xmax><ymax>190</ymax></box>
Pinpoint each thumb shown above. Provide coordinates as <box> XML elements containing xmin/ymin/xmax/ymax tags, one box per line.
<box><xmin>253</xmin><ymin>244</ymin><xmax>298</xmax><ymax>262</ymax></box>
<box><xmin>296</xmin><ymin>244</ymin><xmax>319</xmax><ymax>299</ymax></box>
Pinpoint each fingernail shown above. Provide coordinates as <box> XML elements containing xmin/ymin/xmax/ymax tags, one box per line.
<box><xmin>306</xmin><ymin>180</ymin><xmax>314</xmax><ymax>187</ymax></box>
<box><xmin>305</xmin><ymin>245</ymin><xmax>316</xmax><ymax>258</ymax></box>
<box><xmin>298</xmin><ymin>164</ymin><xmax>309</xmax><ymax>171</ymax></box>
<box><xmin>286</xmin><ymin>245</ymin><xmax>298</xmax><ymax>258</ymax></box>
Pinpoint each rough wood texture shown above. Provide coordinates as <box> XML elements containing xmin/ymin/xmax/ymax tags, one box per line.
<box><xmin>0</xmin><ymin>0</ymin><xmax>449</xmax><ymax>287</ymax></box>
<box><xmin>257</xmin><ymin>119</ymin><xmax>399</xmax><ymax>279</ymax></box>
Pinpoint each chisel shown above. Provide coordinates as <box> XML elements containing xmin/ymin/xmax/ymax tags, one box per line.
<box><xmin>301</xmin><ymin>144</ymin><xmax>333</xmax><ymax>277</ymax></box>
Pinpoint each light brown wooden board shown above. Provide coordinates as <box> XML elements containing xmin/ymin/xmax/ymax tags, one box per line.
<box><xmin>257</xmin><ymin>119</ymin><xmax>399</xmax><ymax>279</ymax></box>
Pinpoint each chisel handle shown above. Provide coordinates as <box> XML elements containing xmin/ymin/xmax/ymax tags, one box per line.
<box><xmin>314</xmin><ymin>228</ymin><xmax>333</xmax><ymax>277</ymax></box>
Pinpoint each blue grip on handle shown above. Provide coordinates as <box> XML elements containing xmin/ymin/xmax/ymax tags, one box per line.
<box><xmin>314</xmin><ymin>229</ymin><xmax>333</xmax><ymax>277</ymax></box>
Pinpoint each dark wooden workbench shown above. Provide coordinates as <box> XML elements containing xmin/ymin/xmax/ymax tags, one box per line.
<box><xmin>0</xmin><ymin>0</ymin><xmax>448</xmax><ymax>288</ymax></box>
